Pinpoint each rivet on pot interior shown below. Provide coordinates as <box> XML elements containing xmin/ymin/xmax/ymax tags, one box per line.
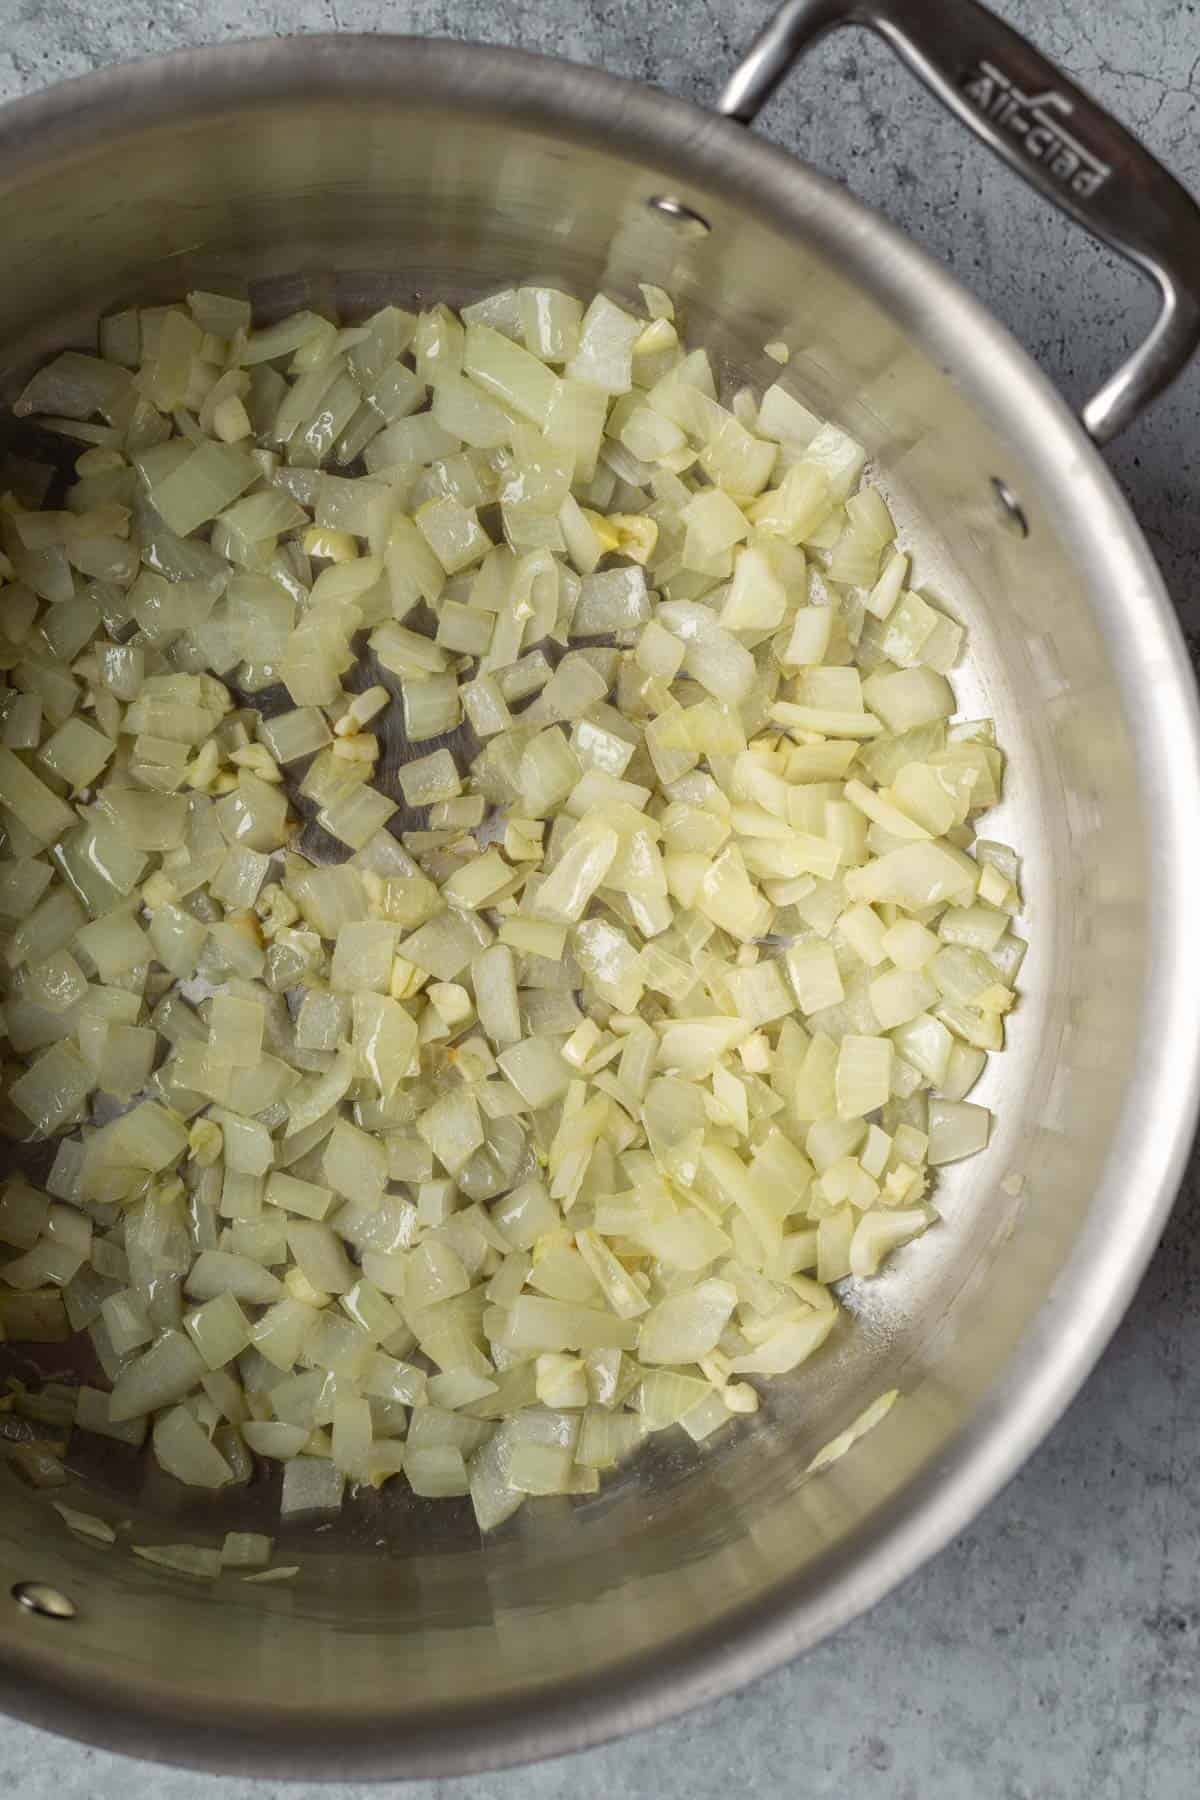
<box><xmin>991</xmin><ymin>477</ymin><xmax>1029</xmax><ymax>539</ymax></box>
<box><xmin>645</xmin><ymin>195</ymin><xmax>711</xmax><ymax>235</ymax></box>
<box><xmin>12</xmin><ymin>1581</ymin><xmax>76</xmax><ymax>1620</ymax></box>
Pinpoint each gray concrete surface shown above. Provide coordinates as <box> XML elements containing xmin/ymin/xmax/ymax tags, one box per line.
<box><xmin>0</xmin><ymin>0</ymin><xmax>1197</xmax><ymax>1794</ymax></box>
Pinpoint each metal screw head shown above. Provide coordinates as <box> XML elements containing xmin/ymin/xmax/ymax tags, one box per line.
<box><xmin>12</xmin><ymin>1581</ymin><xmax>76</xmax><ymax>1620</ymax></box>
<box><xmin>645</xmin><ymin>195</ymin><xmax>711</xmax><ymax>236</ymax></box>
<box><xmin>991</xmin><ymin>477</ymin><xmax>1029</xmax><ymax>539</ymax></box>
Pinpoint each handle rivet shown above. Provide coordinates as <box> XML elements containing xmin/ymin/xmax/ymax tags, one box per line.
<box><xmin>991</xmin><ymin>477</ymin><xmax>1029</xmax><ymax>539</ymax></box>
<box><xmin>645</xmin><ymin>195</ymin><xmax>711</xmax><ymax>236</ymax></box>
<box><xmin>12</xmin><ymin>1581</ymin><xmax>76</xmax><ymax>1620</ymax></box>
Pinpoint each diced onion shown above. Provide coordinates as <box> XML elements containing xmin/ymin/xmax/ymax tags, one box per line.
<box><xmin>0</xmin><ymin>284</ymin><xmax>1023</xmax><ymax>1537</ymax></box>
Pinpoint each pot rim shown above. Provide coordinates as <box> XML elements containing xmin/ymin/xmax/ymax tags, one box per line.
<box><xmin>1</xmin><ymin>31</ymin><xmax>1198</xmax><ymax>1781</ymax></box>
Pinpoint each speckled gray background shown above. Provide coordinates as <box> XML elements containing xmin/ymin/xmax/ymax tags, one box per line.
<box><xmin>0</xmin><ymin>2</ymin><xmax>1197</xmax><ymax>1796</ymax></box>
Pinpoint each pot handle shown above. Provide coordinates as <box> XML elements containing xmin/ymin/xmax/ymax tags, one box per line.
<box><xmin>718</xmin><ymin>0</ymin><xmax>1200</xmax><ymax>444</ymax></box>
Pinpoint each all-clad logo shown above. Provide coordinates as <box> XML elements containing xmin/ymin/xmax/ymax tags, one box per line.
<box><xmin>959</xmin><ymin>59</ymin><xmax>1113</xmax><ymax>197</ymax></box>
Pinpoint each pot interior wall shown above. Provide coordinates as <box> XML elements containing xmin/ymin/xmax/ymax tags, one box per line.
<box><xmin>0</xmin><ymin>59</ymin><xmax>1152</xmax><ymax>1764</ymax></box>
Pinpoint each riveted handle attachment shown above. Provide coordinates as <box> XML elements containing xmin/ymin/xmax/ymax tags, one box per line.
<box><xmin>720</xmin><ymin>0</ymin><xmax>1200</xmax><ymax>443</ymax></box>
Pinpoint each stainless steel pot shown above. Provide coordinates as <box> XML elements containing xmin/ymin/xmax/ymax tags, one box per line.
<box><xmin>1</xmin><ymin>0</ymin><xmax>1199</xmax><ymax>1778</ymax></box>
